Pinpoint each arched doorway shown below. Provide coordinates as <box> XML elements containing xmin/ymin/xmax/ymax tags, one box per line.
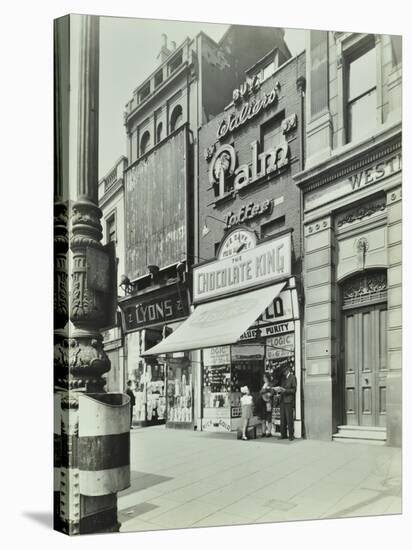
<box><xmin>340</xmin><ymin>270</ymin><xmax>387</xmax><ymax>428</ymax></box>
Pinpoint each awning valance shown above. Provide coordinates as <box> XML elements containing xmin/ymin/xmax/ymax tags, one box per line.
<box><xmin>141</xmin><ymin>282</ymin><xmax>286</xmax><ymax>356</ymax></box>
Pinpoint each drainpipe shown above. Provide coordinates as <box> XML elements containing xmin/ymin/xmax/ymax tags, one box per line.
<box><xmin>296</xmin><ymin>75</ymin><xmax>306</xmax><ymax>437</ymax></box>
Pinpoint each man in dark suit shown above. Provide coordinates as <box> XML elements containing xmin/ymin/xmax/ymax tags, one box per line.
<box><xmin>278</xmin><ymin>365</ymin><xmax>297</xmax><ymax>441</ymax></box>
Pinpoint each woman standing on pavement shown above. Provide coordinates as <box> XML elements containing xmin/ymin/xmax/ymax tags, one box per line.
<box><xmin>259</xmin><ymin>374</ymin><xmax>275</xmax><ymax>437</ymax></box>
<box><xmin>240</xmin><ymin>386</ymin><xmax>253</xmax><ymax>440</ymax></box>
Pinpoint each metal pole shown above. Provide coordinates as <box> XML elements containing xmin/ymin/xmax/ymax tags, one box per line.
<box><xmin>54</xmin><ymin>15</ymin><xmax>130</xmax><ymax>535</ymax></box>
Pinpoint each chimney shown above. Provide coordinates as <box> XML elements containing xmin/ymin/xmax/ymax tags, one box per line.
<box><xmin>157</xmin><ymin>33</ymin><xmax>171</xmax><ymax>65</ymax></box>
<box><xmin>170</xmin><ymin>41</ymin><xmax>176</xmax><ymax>51</ymax></box>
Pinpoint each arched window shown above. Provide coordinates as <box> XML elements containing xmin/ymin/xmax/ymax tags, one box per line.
<box><xmin>156</xmin><ymin>122</ymin><xmax>163</xmax><ymax>143</ymax></box>
<box><xmin>170</xmin><ymin>105</ymin><xmax>183</xmax><ymax>132</ymax></box>
<box><xmin>140</xmin><ymin>131</ymin><xmax>151</xmax><ymax>155</ymax></box>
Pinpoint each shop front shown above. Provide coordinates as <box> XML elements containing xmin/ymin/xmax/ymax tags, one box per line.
<box><xmin>142</xmin><ymin>229</ymin><xmax>302</xmax><ymax>438</ymax></box>
<box><xmin>119</xmin><ymin>283</ymin><xmax>193</xmax><ymax>428</ymax></box>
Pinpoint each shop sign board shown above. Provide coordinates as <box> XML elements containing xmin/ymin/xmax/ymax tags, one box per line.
<box><xmin>224</xmin><ymin>196</ymin><xmax>284</xmax><ymax>229</ymax></box>
<box><xmin>305</xmin><ymin>153</ymin><xmax>402</xmax><ymax>212</ymax></box>
<box><xmin>194</xmin><ymin>232</ymin><xmax>291</xmax><ymax>302</ymax></box>
<box><xmin>258</xmin><ymin>289</ymin><xmax>293</xmax><ymax>324</ymax></box>
<box><xmin>202</xmin><ymin>417</ymin><xmax>231</xmax><ymax>432</ymax></box>
<box><xmin>203</xmin><ymin>346</ymin><xmax>231</xmax><ymax>366</ymax></box>
<box><xmin>239</xmin><ymin>321</ymin><xmax>294</xmax><ymax>341</ymax></box>
<box><xmin>216</xmin><ymin>81</ymin><xmax>280</xmax><ymax>140</ymax></box>
<box><xmin>123</xmin><ymin>287</ymin><xmax>189</xmax><ymax>332</ymax></box>
<box><xmin>209</xmin><ymin>140</ymin><xmax>289</xmax><ymax>200</ymax></box>
<box><xmin>266</xmin><ymin>332</ymin><xmax>295</xmax><ymax>360</ymax></box>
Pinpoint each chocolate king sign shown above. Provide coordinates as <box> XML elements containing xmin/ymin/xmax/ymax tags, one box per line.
<box><xmin>193</xmin><ymin>231</ymin><xmax>292</xmax><ymax>302</ymax></box>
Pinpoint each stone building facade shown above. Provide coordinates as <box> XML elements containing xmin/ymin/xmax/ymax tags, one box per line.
<box><xmin>294</xmin><ymin>31</ymin><xmax>402</xmax><ymax>445</ymax></box>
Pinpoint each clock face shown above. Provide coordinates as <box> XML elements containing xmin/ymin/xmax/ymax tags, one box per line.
<box><xmin>218</xmin><ymin>229</ymin><xmax>257</xmax><ymax>260</ymax></box>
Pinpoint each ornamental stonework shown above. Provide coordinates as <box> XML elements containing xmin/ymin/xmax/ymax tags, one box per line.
<box><xmin>304</xmin><ymin>217</ymin><xmax>331</xmax><ymax>236</ymax></box>
<box><xmin>342</xmin><ymin>271</ymin><xmax>387</xmax><ymax>303</ymax></box>
<box><xmin>336</xmin><ymin>199</ymin><xmax>386</xmax><ymax>229</ymax></box>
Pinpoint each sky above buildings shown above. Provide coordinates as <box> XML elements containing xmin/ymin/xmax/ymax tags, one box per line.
<box><xmin>98</xmin><ymin>16</ymin><xmax>306</xmax><ymax>179</ymax></box>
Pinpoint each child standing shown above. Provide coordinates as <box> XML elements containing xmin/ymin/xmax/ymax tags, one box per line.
<box><xmin>240</xmin><ymin>386</ymin><xmax>253</xmax><ymax>440</ymax></box>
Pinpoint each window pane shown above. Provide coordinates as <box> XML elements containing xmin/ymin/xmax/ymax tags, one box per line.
<box><xmin>310</xmin><ymin>30</ymin><xmax>328</xmax><ymax>116</ymax></box>
<box><xmin>262</xmin><ymin>115</ymin><xmax>283</xmax><ymax>151</ymax></box>
<box><xmin>348</xmin><ymin>89</ymin><xmax>376</xmax><ymax>142</ymax></box>
<box><xmin>391</xmin><ymin>35</ymin><xmax>402</xmax><ymax>66</ymax></box>
<box><xmin>348</xmin><ymin>47</ymin><xmax>376</xmax><ymax>100</ymax></box>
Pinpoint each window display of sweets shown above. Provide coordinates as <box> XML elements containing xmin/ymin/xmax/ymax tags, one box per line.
<box><xmin>147</xmin><ymin>380</ymin><xmax>165</xmax><ymax>420</ymax></box>
<box><xmin>134</xmin><ymin>391</ymin><xmax>146</xmax><ymax>421</ymax></box>
<box><xmin>167</xmin><ymin>367</ymin><xmax>192</xmax><ymax>423</ymax></box>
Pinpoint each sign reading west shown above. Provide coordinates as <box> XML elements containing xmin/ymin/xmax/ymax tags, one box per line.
<box><xmin>193</xmin><ymin>233</ymin><xmax>291</xmax><ymax>302</ymax></box>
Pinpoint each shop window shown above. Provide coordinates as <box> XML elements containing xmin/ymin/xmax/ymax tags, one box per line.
<box><xmin>310</xmin><ymin>30</ymin><xmax>329</xmax><ymax>117</ymax></box>
<box><xmin>391</xmin><ymin>35</ymin><xmax>402</xmax><ymax>67</ymax></box>
<box><xmin>156</xmin><ymin>122</ymin><xmax>163</xmax><ymax>143</ymax></box>
<box><xmin>168</xmin><ymin>50</ymin><xmax>183</xmax><ymax>75</ymax></box>
<box><xmin>106</xmin><ymin>212</ymin><xmax>116</xmax><ymax>243</ymax></box>
<box><xmin>144</xmin><ymin>329</ymin><xmax>166</xmax><ymax>424</ymax></box>
<box><xmin>140</xmin><ymin>130</ymin><xmax>151</xmax><ymax>155</ymax></box>
<box><xmin>138</xmin><ymin>81</ymin><xmax>151</xmax><ymax>103</ymax></box>
<box><xmin>170</xmin><ymin>104</ymin><xmax>183</xmax><ymax>132</ymax></box>
<box><xmin>166</xmin><ymin>356</ymin><xmax>192</xmax><ymax>423</ymax></box>
<box><xmin>346</xmin><ymin>41</ymin><xmax>377</xmax><ymax>143</ymax></box>
<box><xmin>154</xmin><ymin>68</ymin><xmax>163</xmax><ymax>88</ymax></box>
<box><xmin>261</xmin><ymin>112</ymin><xmax>284</xmax><ymax>151</ymax></box>
<box><xmin>203</xmin><ymin>348</ymin><xmax>231</xmax><ymax>414</ymax></box>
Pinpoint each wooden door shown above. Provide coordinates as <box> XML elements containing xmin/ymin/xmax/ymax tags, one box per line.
<box><xmin>343</xmin><ymin>304</ymin><xmax>387</xmax><ymax>427</ymax></box>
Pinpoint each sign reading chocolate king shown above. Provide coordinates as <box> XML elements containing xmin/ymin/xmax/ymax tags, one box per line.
<box><xmin>194</xmin><ymin>229</ymin><xmax>292</xmax><ymax>302</ymax></box>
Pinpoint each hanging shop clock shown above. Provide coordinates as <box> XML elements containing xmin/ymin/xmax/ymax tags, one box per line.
<box><xmin>217</xmin><ymin>227</ymin><xmax>257</xmax><ymax>260</ymax></box>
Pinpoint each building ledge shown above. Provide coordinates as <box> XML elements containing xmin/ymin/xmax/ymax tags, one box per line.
<box><xmin>294</xmin><ymin>120</ymin><xmax>402</xmax><ymax>192</ymax></box>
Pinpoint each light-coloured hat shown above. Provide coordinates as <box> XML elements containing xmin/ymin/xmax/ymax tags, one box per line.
<box><xmin>241</xmin><ymin>386</ymin><xmax>249</xmax><ymax>394</ymax></box>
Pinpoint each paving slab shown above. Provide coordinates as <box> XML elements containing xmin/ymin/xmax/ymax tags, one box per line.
<box><xmin>119</xmin><ymin>425</ymin><xmax>402</xmax><ymax>532</ymax></box>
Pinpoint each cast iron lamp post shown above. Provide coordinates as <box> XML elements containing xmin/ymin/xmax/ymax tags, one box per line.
<box><xmin>54</xmin><ymin>15</ymin><xmax>130</xmax><ymax>535</ymax></box>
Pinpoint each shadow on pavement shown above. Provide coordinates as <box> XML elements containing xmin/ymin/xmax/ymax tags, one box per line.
<box><xmin>22</xmin><ymin>511</ymin><xmax>53</xmax><ymax>529</ymax></box>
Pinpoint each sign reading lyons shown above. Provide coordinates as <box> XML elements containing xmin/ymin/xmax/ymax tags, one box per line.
<box><xmin>194</xmin><ymin>232</ymin><xmax>291</xmax><ymax>302</ymax></box>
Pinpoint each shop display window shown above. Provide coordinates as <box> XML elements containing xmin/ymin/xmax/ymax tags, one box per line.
<box><xmin>202</xmin><ymin>333</ymin><xmax>296</xmax><ymax>432</ymax></box>
<box><xmin>166</xmin><ymin>356</ymin><xmax>192</xmax><ymax>423</ymax></box>
<box><xmin>131</xmin><ymin>359</ymin><xmax>146</xmax><ymax>422</ymax></box>
<box><xmin>203</xmin><ymin>364</ymin><xmax>231</xmax><ymax>409</ymax></box>
<box><xmin>145</xmin><ymin>329</ymin><xmax>166</xmax><ymax>422</ymax></box>
<box><xmin>146</xmin><ymin>360</ymin><xmax>166</xmax><ymax>421</ymax></box>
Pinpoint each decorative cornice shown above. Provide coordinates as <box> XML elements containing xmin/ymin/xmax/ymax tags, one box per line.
<box><xmin>336</xmin><ymin>198</ymin><xmax>386</xmax><ymax>229</ymax></box>
<box><xmin>294</xmin><ymin>124</ymin><xmax>402</xmax><ymax>193</ymax></box>
<box><xmin>387</xmin><ymin>186</ymin><xmax>402</xmax><ymax>204</ymax></box>
<box><xmin>125</xmin><ymin>62</ymin><xmax>191</xmax><ymax>125</ymax></box>
<box><xmin>99</xmin><ymin>178</ymin><xmax>124</xmax><ymax>209</ymax></box>
<box><xmin>304</xmin><ymin>217</ymin><xmax>331</xmax><ymax>236</ymax></box>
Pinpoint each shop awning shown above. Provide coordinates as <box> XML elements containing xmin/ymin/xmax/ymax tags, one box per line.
<box><xmin>141</xmin><ymin>282</ymin><xmax>286</xmax><ymax>356</ymax></box>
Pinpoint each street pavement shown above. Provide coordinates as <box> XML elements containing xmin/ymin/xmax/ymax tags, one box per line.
<box><xmin>119</xmin><ymin>425</ymin><xmax>402</xmax><ymax>532</ymax></box>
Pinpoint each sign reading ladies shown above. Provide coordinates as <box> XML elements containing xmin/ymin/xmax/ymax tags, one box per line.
<box><xmin>194</xmin><ymin>230</ymin><xmax>291</xmax><ymax>302</ymax></box>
